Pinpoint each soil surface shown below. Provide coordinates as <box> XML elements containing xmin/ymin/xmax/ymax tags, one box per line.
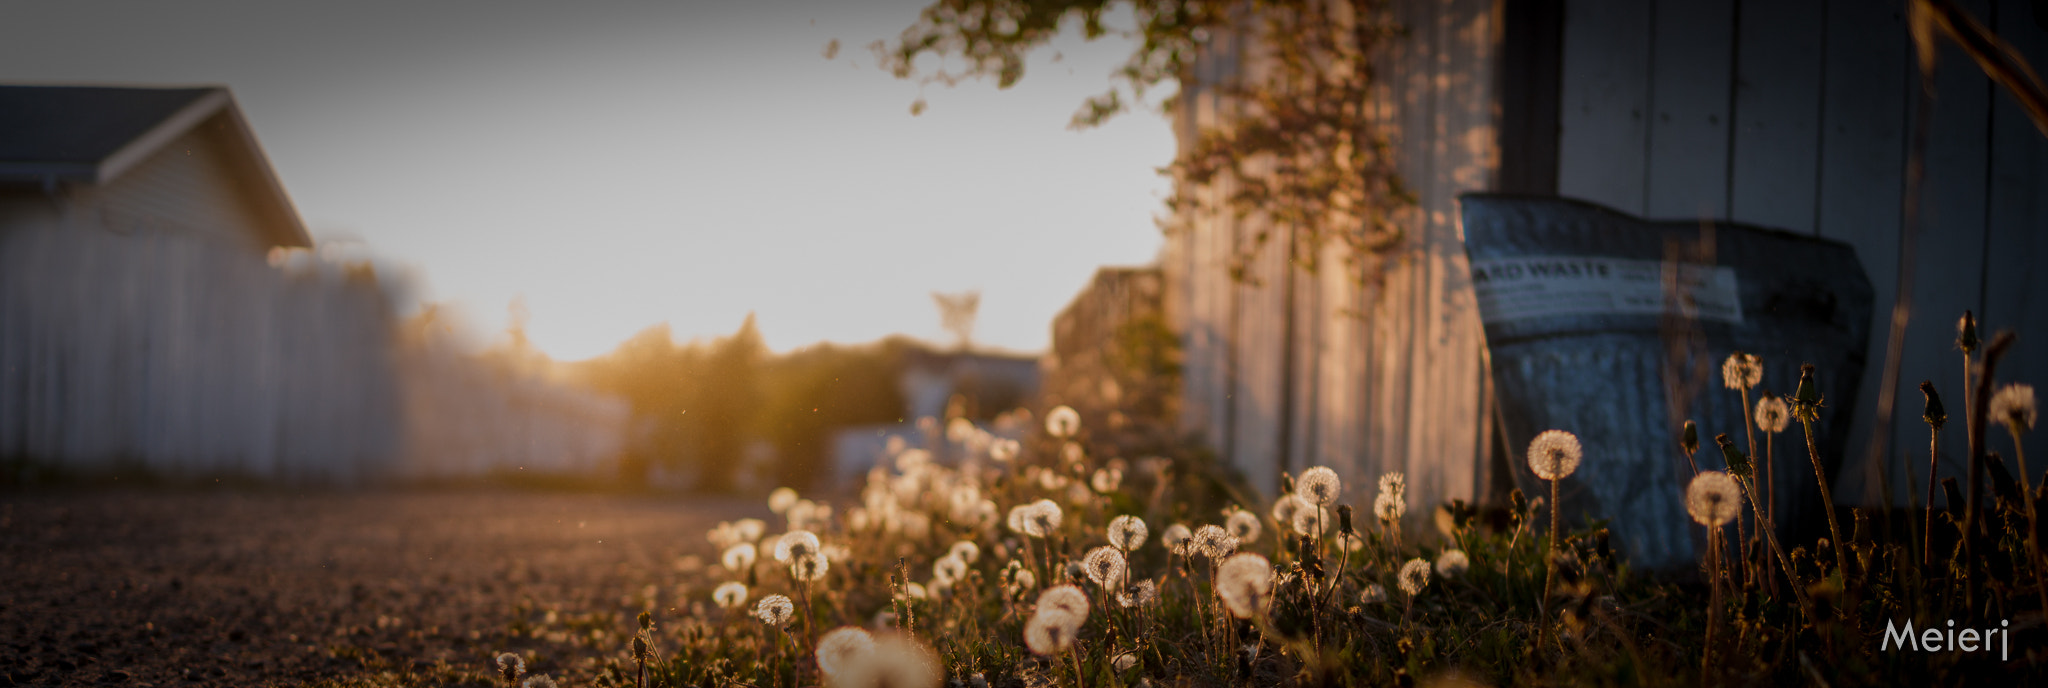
<box><xmin>0</xmin><ymin>489</ymin><xmax>763</xmax><ymax>687</ymax></box>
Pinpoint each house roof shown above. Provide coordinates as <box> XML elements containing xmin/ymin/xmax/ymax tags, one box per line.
<box><xmin>0</xmin><ymin>84</ymin><xmax>310</xmax><ymax>247</ymax></box>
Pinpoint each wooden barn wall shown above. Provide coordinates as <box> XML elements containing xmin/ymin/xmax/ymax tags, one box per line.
<box><xmin>1555</xmin><ymin>0</ymin><xmax>2048</xmax><ymax>504</ymax></box>
<box><xmin>1167</xmin><ymin>0</ymin><xmax>1498</xmax><ymax>510</ymax></box>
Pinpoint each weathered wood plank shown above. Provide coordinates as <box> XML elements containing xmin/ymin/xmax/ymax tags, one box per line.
<box><xmin>1982</xmin><ymin>0</ymin><xmax>2048</xmax><ymax>485</ymax></box>
<box><xmin>1645</xmin><ymin>0</ymin><xmax>1735</xmax><ymax>220</ymax></box>
<box><xmin>1730</xmin><ymin>0</ymin><xmax>1826</xmax><ymax>233</ymax></box>
<box><xmin>1558</xmin><ymin>0</ymin><xmax>1653</xmax><ymax>214</ymax></box>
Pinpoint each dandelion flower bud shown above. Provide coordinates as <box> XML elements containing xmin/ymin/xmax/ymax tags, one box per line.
<box><xmin>1024</xmin><ymin>610</ymin><xmax>1081</xmax><ymax>655</ymax></box>
<box><xmin>1091</xmin><ymin>467</ymin><xmax>1123</xmax><ymax>493</ymax></box>
<box><xmin>1296</xmin><ymin>466</ymin><xmax>1342</xmax><ymax>506</ymax></box>
<box><xmin>773</xmin><ymin>530</ymin><xmax>820</xmax><ymax>563</ymax></box>
<box><xmin>1686</xmin><ymin>471</ymin><xmax>1742</xmax><ymax>527</ymax></box>
<box><xmin>1162</xmin><ymin>523</ymin><xmax>1193</xmax><ymax>555</ymax></box>
<box><xmin>949</xmin><ymin>540</ymin><xmax>981</xmax><ymax>564</ymax></box>
<box><xmin>1083</xmin><ymin>546</ymin><xmax>1128</xmax><ymax>588</ymax></box>
<box><xmin>1045</xmin><ymin>405</ymin><xmax>1081</xmax><ymax>439</ymax></box>
<box><xmin>1360</xmin><ymin>583</ymin><xmax>1388</xmax><ymax>604</ymax></box>
<box><xmin>713</xmin><ymin>582</ymin><xmax>748</xmax><ymax>610</ymax></box>
<box><xmin>1216</xmin><ymin>553</ymin><xmax>1274</xmax><ymax>618</ymax></box>
<box><xmin>1920</xmin><ymin>381</ymin><xmax>1948</xmax><ymax>430</ymax></box>
<box><xmin>1714</xmin><ymin>434</ymin><xmax>1752</xmax><ymax>479</ymax></box>
<box><xmin>1991</xmin><ymin>383</ymin><xmax>2038</xmax><ymax>432</ymax></box>
<box><xmin>1433</xmin><ymin>549</ymin><xmax>1469</xmax><ymax>578</ymax></box>
<box><xmin>496</xmin><ymin>652</ymin><xmax>525</xmax><ymax>683</ymax></box>
<box><xmin>1225</xmin><ymin>509</ymin><xmax>1261</xmax><ymax>543</ymax></box>
<box><xmin>1337</xmin><ymin>504</ymin><xmax>1354</xmax><ymax>534</ymax></box>
<box><xmin>815</xmin><ymin>627</ymin><xmax>876</xmax><ymax>681</ymax></box>
<box><xmin>1527</xmin><ymin>430</ymin><xmax>1583</xmax><ymax>481</ymax></box>
<box><xmin>1721</xmin><ymin>351</ymin><xmax>1762</xmax><ymax>390</ymax></box>
<box><xmin>632</xmin><ymin>636</ymin><xmax>649</xmax><ymax>661</ymax></box>
<box><xmin>1036</xmin><ymin>585</ymin><xmax>1091</xmax><ymax>621</ymax></box>
<box><xmin>1108</xmin><ymin>515</ymin><xmax>1148</xmax><ymax>551</ymax></box>
<box><xmin>722</xmin><ymin>543</ymin><xmax>758</xmax><ymax>572</ymax></box>
<box><xmin>1397</xmin><ymin>558</ymin><xmax>1431</xmax><ymax>596</ymax></box>
<box><xmin>1192</xmin><ymin>525</ymin><xmax>1237</xmax><ymax>560</ymax></box>
<box><xmin>1117</xmin><ymin>579</ymin><xmax>1158</xmax><ymax>608</ymax></box>
<box><xmin>768</xmin><ymin>487</ymin><xmax>800</xmax><ymax>514</ymax></box>
<box><xmin>791</xmin><ymin>552</ymin><xmax>830</xmax><ymax>582</ymax></box>
<box><xmin>1755</xmin><ymin>393</ymin><xmax>1790</xmax><ymax>434</ymax></box>
<box><xmin>1681</xmin><ymin>420</ymin><xmax>1699</xmax><ymax>457</ymax></box>
<box><xmin>1270</xmin><ymin>494</ymin><xmax>1305</xmax><ymax>526</ymax></box>
<box><xmin>1792</xmin><ymin>364</ymin><xmax>1822</xmax><ymax>422</ymax></box>
<box><xmin>1959</xmin><ymin>310</ymin><xmax>1980</xmax><ymax>354</ymax></box>
<box><xmin>755</xmin><ymin>594</ymin><xmax>794</xmax><ymax>626</ymax></box>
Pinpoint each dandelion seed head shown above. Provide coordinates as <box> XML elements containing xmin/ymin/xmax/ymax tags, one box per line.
<box><xmin>1527</xmin><ymin>429</ymin><xmax>1583</xmax><ymax>480</ymax></box>
<box><xmin>1216</xmin><ymin>553</ymin><xmax>1274</xmax><ymax>618</ymax></box>
<box><xmin>1226</xmin><ymin>509</ymin><xmax>1262</xmax><ymax>543</ymax></box>
<box><xmin>1685</xmin><ymin>471</ymin><xmax>1742</xmax><ymax>527</ymax></box>
<box><xmin>1024</xmin><ymin>610</ymin><xmax>1080</xmax><ymax>655</ymax></box>
<box><xmin>1023</xmin><ymin>499</ymin><xmax>1063</xmax><ymax>538</ymax></box>
<box><xmin>1296</xmin><ymin>466</ymin><xmax>1342</xmax><ymax>506</ymax></box>
<box><xmin>1061</xmin><ymin>442</ymin><xmax>1086</xmax><ymax>465</ymax></box>
<box><xmin>1992</xmin><ymin>383</ymin><xmax>2038</xmax><ymax>432</ymax></box>
<box><xmin>933</xmin><ymin>554</ymin><xmax>968</xmax><ymax>586</ymax></box>
<box><xmin>1360</xmin><ymin>583</ymin><xmax>1388</xmax><ymax>604</ymax></box>
<box><xmin>713</xmin><ymin>581</ymin><xmax>748</xmax><ymax>610</ymax></box>
<box><xmin>843</xmin><ymin>635</ymin><xmax>944</xmax><ymax>688</ymax></box>
<box><xmin>816</xmin><ymin>627</ymin><xmax>876</xmax><ymax>681</ymax></box>
<box><xmin>1107</xmin><ymin>515</ymin><xmax>1148</xmax><ymax>551</ymax></box>
<box><xmin>792</xmin><ymin>551</ymin><xmax>830</xmax><ymax>581</ymax></box>
<box><xmin>773</xmin><ymin>530</ymin><xmax>821</xmax><ymax>562</ymax></box>
<box><xmin>1756</xmin><ymin>394</ymin><xmax>1791</xmax><ymax>434</ymax></box>
<box><xmin>1090</xmin><ymin>467</ymin><xmax>1123</xmax><ymax>493</ymax></box>
<box><xmin>754</xmin><ymin>594</ymin><xmax>794</xmax><ymax>626</ymax></box>
<box><xmin>496</xmin><ymin>652</ymin><xmax>525</xmax><ymax>682</ymax></box>
<box><xmin>769</xmin><ymin>487</ymin><xmax>800</xmax><ymax>514</ymax></box>
<box><xmin>1378</xmin><ymin>472</ymin><xmax>1405</xmax><ymax>497</ymax></box>
<box><xmin>1117</xmin><ymin>579</ymin><xmax>1158</xmax><ymax>608</ymax></box>
<box><xmin>1434</xmin><ymin>549</ymin><xmax>1470</xmax><ymax>578</ymax></box>
<box><xmin>1373</xmin><ymin>491</ymin><xmax>1405</xmax><ymax>523</ymax></box>
<box><xmin>1036</xmin><ymin>584</ymin><xmax>1090</xmax><ymax>619</ymax></box>
<box><xmin>947</xmin><ymin>417</ymin><xmax>976</xmax><ymax>443</ymax></box>
<box><xmin>902</xmin><ymin>581</ymin><xmax>929</xmax><ymax>600</ymax></box>
<box><xmin>1290</xmin><ymin>505</ymin><xmax>1331</xmax><ymax>536</ymax></box>
<box><xmin>949</xmin><ymin>540</ymin><xmax>982</xmax><ymax>564</ymax></box>
<box><xmin>1398</xmin><ymin>558</ymin><xmax>1431</xmax><ymax>596</ymax></box>
<box><xmin>722</xmin><ymin>543</ymin><xmax>757</xmax><ymax>572</ymax></box>
<box><xmin>521</xmin><ymin>676</ymin><xmax>558</xmax><ymax>688</ymax></box>
<box><xmin>1045</xmin><ymin>405</ymin><xmax>1081</xmax><ymax>439</ymax></box>
<box><xmin>1270</xmin><ymin>494</ymin><xmax>1306</xmax><ymax>526</ymax></box>
<box><xmin>1162</xmin><ymin>523</ymin><xmax>1193</xmax><ymax>554</ymax></box>
<box><xmin>1721</xmin><ymin>351</ymin><xmax>1762</xmax><ymax>390</ymax></box>
<box><xmin>1113</xmin><ymin>653</ymin><xmax>1139</xmax><ymax>673</ymax></box>
<box><xmin>1192</xmin><ymin>524</ymin><xmax>1238</xmax><ymax>560</ymax></box>
<box><xmin>1083</xmin><ymin>546</ymin><xmax>1128</xmax><ymax>588</ymax></box>
<box><xmin>989</xmin><ymin>437</ymin><xmax>1021</xmax><ymax>462</ymax></box>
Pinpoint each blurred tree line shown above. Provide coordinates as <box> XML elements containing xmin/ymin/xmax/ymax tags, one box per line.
<box><xmin>570</xmin><ymin>316</ymin><xmax>929</xmax><ymax>493</ymax></box>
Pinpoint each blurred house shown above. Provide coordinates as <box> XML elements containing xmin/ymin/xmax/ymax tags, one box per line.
<box><xmin>1163</xmin><ymin>0</ymin><xmax>2048</xmax><ymax>517</ymax></box>
<box><xmin>829</xmin><ymin>345</ymin><xmax>1039</xmax><ymax>484</ymax></box>
<box><xmin>0</xmin><ymin>85</ymin><xmax>626</xmax><ymax>482</ymax></box>
<box><xmin>1041</xmin><ymin>266</ymin><xmax>1178</xmax><ymax>455</ymax></box>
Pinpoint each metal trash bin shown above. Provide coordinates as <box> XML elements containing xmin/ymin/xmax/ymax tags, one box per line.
<box><xmin>1459</xmin><ymin>194</ymin><xmax>1874</xmax><ymax>570</ymax></box>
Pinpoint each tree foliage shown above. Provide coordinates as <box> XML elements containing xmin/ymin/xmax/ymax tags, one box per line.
<box><xmin>883</xmin><ymin>0</ymin><xmax>1412</xmax><ymax>284</ymax></box>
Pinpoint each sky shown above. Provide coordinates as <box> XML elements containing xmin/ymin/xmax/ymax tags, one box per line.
<box><xmin>1</xmin><ymin>0</ymin><xmax>1177</xmax><ymax>360</ymax></box>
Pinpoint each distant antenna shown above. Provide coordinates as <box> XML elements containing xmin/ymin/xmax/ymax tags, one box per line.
<box><xmin>932</xmin><ymin>290</ymin><xmax>980</xmax><ymax>351</ymax></box>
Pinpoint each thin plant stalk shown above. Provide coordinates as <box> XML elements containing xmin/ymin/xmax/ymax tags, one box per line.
<box><xmin>1926</xmin><ymin>424</ymin><xmax>1943</xmax><ymax>567</ymax></box>
<box><xmin>1799</xmin><ymin>417</ymin><xmax>1851</xmax><ymax>579</ymax></box>
<box><xmin>1738</xmin><ymin>384</ymin><xmax>1758</xmax><ymax>586</ymax></box>
<box><xmin>1703</xmin><ymin>524</ymin><xmax>1722</xmax><ymax>673</ymax></box>
<box><xmin>2007</xmin><ymin>427</ymin><xmax>2048</xmax><ymax>614</ymax></box>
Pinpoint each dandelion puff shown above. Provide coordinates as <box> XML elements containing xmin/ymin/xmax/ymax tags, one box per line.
<box><xmin>1036</xmin><ymin>585</ymin><xmax>1091</xmax><ymax>621</ymax></box>
<box><xmin>713</xmin><ymin>581</ymin><xmax>748</xmax><ymax>610</ymax></box>
<box><xmin>1991</xmin><ymin>383</ymin><xmax>2038</xmax><ymax>431</ymax></box>
<box><xmin>1091</xmin><ymin>467</ymin><xmax>1123</xmax><ymax>493</ymax></box>
<box><xmin>1225</xmin><ymin>509</ymin><xmax>1261</xmax><ymax>543</ymax></box>
<box><xmin>1721</xmin><ymin>351</ymin><xmax>1762</xmax><ymax>390</ymax></box>
<box><xmin>769</xmin><ymin>487</ymin><xmax>800</xmax><ymax>514</ymax></box>
<box><xmin>792</xmin><ymin>552</ymin><xmax>831</xmax><ymax>582</ymax></box>
<box><xmin>1025</xmin><ymin>499</ymin><xmax>1063</xmax><ymax>538</ymax></box>
<box><xmin>896</xmin><ymin>448</ymin><xmax>932</xmax><ymax>473</ymax></box>
<box><xmin>990</xmin><ymin>437</ymin><xmax>1021</xmax><ymax>462</ymax></box>
<box><xmin>1527</xmin><ymin>430</ymin><xmax>1583</xmax><ymax>481</ymax></box>
<box><xmin>1162</xmin><ymin>523</ymin><xmax>1194</xmax><ymax>555</ymax></box>
<box><xmin>948</xmin><ymin>417</ymin><xmax>976</xmax><ymax>443</ymax></box>
<box><xmin>902</xmin><ymin>581</ymin><xmax>929</xmax><ymax>601</ymax></box>
<box><xmin>722</xmin><ymin>543</ymin><xmax>758</xmax><ymax>572</ymax></box>
<box><xmin>1398</xmin><ymin>558</ymin><xmax>1431</xmax><ymax>596</ymax></box>
<box><xmin>754</xmin><ymin>594</ymin><xmax>794</xmax><ymax>626</ymax></box>
<box><xmin>1117</xmin><ymin>579</ymin><xmax>1158</xmax><ymax>608</ymax></box>
<box><xmin>1755</xmin><ymin>394</ymin><xmax>1791</xmax><ymax>434</ymax></box>
<box><xmin>1083</xmin><ymin>546</ymin><xmax>1127</xmax><ymax>588</ymax></box>
<box><xmin>1360</xmin><ymin>583</ymin><xmax>1388</xmax><ymax>604</ymax></box>
<box><xmin>1006</xmin><ymin>505</ymin><xmax>1033</xmax><ymax>535</ymax></box>
<box><xmin>1270</xmin><ymin>494</ymin><xmax>1306</xmax><ymax>527</ymax></box>
<box><xmin>1045</xmin><ymin>405</ymin><xmax>1081</xmax><ymax>438</ymax></box>
<box><xmin>849</xmin><ymin>635</ymin><xmax>944</xmax><ymax>688</ymax></box>
<box><xmin>1296</xmin><ymin>466</ymin><xmax>1342</xmax><ymax>506</ymax></box>
<box><xmin>1433</xmin><ymin>549</ymin><xmax>1470</xmax><ymax>578</ymax></box>
<box><xmin>1024</xmin><ymin>610</ymin><xmax>1080</xmax><ymax>655</ymax></box>
<box><xmin>496</xmin><ymin>652</ymin><xmax>525</xmax><ymax>683</ymax></box>
<box><xmin>815</xmin><ymin>627</ymin><xmax>876</xmax><ymax>682</ymax></box>
<box><xmin>1107</xmin><ymin>515</ymin><xmax>1148</xmax><ymax>551</ymax></box>
<box><xmin>1291</xmin><ymin>505</ymin><xmax>1331</xmax><ymax>536</ymax></box>
<box><xmin>1192</xmin><ymin>525</ymin><xmax>1238</xmax><ymax>560</ymax></box>
<box><xmin>949</xmin><ymin>540</ymin><xmax>982</xmax><ymax>564</ymax></box>
<box><xmin>521</xmin><ymin>676</ymin><xmax>558</xmax><ymax>688</ymax></box>
<box><xmin>933</xmin><ymin>554</ymin><xmax>968</xmax><ymax>586</ymax></box>
<box><xmin>1112</xmin><ymin>653</ymin><xmax>1139</xmax><ymax>673</ymax></box>
<box><xmin>1216</xmin><ymin>553</ymin><xmax>1275</xmax><ymax>618</ymax></box>
<box><xmin>1685</xmin><ymin>471</ymin><xmax>1742</xmax><ymax>527</ymax></box>
<box><xmin>773</xmin><ymin>530</ymin><xmax>820</xmax><ymax>562</ymax></box>
<box><xmin>1373</xmin><ymin>491</ymin><xmax>1405</xmax><ymax>523</ymax></box>
<box><xmin>733</xmin><ymin>518</ymin><xmax>766</xmax><ymax>542</ymax></box>
<box><xmin>1061</xmin><ymin>442</ymin><xmax>1086</xmax><ymax>465</ymax></box>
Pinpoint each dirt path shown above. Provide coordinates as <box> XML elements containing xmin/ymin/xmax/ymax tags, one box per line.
<box><xmin>0</xmin><ymin>489</ymin><xmax>764</xmax><ymax>687</ymax></box>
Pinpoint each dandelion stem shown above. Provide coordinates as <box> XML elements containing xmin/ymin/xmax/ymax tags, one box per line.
<box><xmin>1799</xmin><ymin>417</ymin><xmax>1851</xmax><ymax>580</ymax></box>
<box><xmin>1926</xmin><ymin>425</ymin><xmax>1942</xmax><ymax>568</ymax></box>
<box><xmin>2008</xmin><ymin>428</ymin><xmax>2048</xmax><ymax>615</ymax></box>
<box><xmin>1739</xmin><ymin>385</ymin><xmax>1758</xmax><ymax>586</ymax></box>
